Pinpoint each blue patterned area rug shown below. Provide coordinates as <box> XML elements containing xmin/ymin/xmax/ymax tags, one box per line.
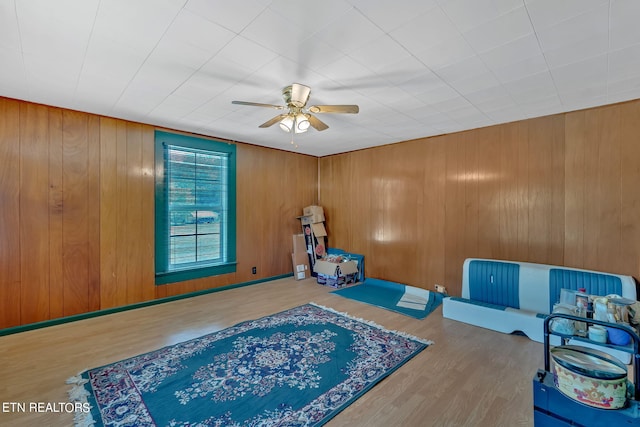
<box><xmin>67</xmin><ymin>303</ymin><xmax>431</xmax><ymax>426</ymax></box>
<box><xmin>332</xmin><ymin>278</ymin><xmax>444</xmax><ymax>320</ymax></box>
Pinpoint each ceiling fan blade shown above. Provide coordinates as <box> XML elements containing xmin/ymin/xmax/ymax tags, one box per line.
<box><xmin>307</xmin><ymin>114</ymin><xmax>329</xmax><ymax>131</ymax></box>
<box><xmin>308</xmin><ymin>104</ymin><xmax>359</xmax><ymax>114</ymax></box>
<box><xmin>232</xmin><ymin>100</ymin><xmax>285</xmax><ymax>109</ymax></box>
<box><xmin>290</xmin><ymin>83</ymin><xmax>311</xmax><ymax>107</ymax></box>
<box><xmin>259</xmin><ymin>114</ymin><xmax>288</xmax><ymax>128</ymax></box>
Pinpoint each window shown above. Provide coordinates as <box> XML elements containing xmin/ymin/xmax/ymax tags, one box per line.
<box><xmin>155</xmin><ymin>131</ymin><xmax>236</xmax><ymax>285</ymax></box>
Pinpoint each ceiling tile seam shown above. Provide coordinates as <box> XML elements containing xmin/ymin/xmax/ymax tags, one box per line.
<box><xmin>267</xmin><ymin>2</ymin><xmax>352</xmax><ymax>44</ymax></box>
<box><xmin>145</xmin><ymin>11</ymin><xmax>261</xmax><ymax>120</ymax></box>
<box><xmin>606</xmin><ymin>0</ymin><xmax>612</xmax><ymax>100</ymax></box>
<box><xmin>436</xmin><ymin>6</ymin><xmax>533</xmax><ymax>121</ymax></box>
<box><xmin>12</xmin><ymin>0</ymin><xmax>31</xmax><ymax>99</ymax></box>
<box><xmin>410</xmin><ymin>6</ymin><xmax>505</xmax><ymax>126</ymax></box>
<box><xmin>72</xmin><ymin>0</ymin><xmax>101</xmax><ymax>105</ymax></box>
<box><xmin>185</xmin><ymin>1</ymin><xmax>269</xmax><ymax>36</ymax></box>
<box><xmin>351</xmin><ymin>5</ymin><xmax>491</xmax><ymax>126</ymax></box>
<box><xmin>110</xmin><ymin>0</ymin><xmax>190</xmax><ymax>114</ymax></box>
<box><xmin>521</xmin><ymin>0</ymin><xmax>563</xmax><ymax>108</ymax></box>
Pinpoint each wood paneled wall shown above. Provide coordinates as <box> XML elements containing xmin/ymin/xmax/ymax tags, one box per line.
<box><xmin>0</xmin><ymin>97</ymin><xmax>318</xmax><ymax>329</ymax></box>
<box><xmin>319</xmin><ymin>100</ymin><xmax>640</xmax><ymax>297</ymax></box>
<box><xmin>2</xmin><ymin>95</ymin><xmax>638</xmax><ymax>328</ymax></box>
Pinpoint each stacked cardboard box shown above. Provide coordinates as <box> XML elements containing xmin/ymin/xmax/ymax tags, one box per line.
<box><xmin>296</xmin><ymin>205</ymin><xmax>327</xmax><ymax>274</ymax></box>
<box><xmin>294</xmin><ymin>205</ymin><xmax>364</xmax><ymax>287</ymax></box>
<box><xmin>291</xmin><ymin>233</ymin><xmax>310</xmax><ymax>280</ymax></box>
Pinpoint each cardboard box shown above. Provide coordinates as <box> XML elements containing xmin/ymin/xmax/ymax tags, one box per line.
<box><xmin>310</xmin><ymin>222</ymin><xmax>327</xmax><ymax>238</ymax></box>
<box><xmin>326</xmin><ymin>248</ymin><xmax>365</xmax><ymax>282</ymax></box>
<box><xmin>302</xmin><ymin>223</ymin><xmax>327</xmax><ymax>263</ymax></box>
<box><xmin>303</xmin><ymin>205</ymin><xmax>324</xmax><ymax>216</ymax></box>
<box><xmin>292</xmin><ymin>234</ymin><xmax>306</xmax><ymax>253</ymax></box>
<box><xmin>297</xmin><ymin>214</ymin><xmax>325</xmax><ymax>225</ymax></box>
<box><xmin>314</xmin><ymin>259</ymin><xmax>358</xmax><ymax>288</ymax></box>
<box><xmin>291</xmin><ymin>252</ymin><xmax>310</xmax><ymax>280</ymax></box>
<box><xmin>298</xmin><ymin>205</ymin><xmax>325</xmax><ymax>224</ymax></box>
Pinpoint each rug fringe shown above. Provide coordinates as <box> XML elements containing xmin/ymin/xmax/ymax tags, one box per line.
<box><xmin>66</xmin><ymin>372</ymin><xmax>96</xmax><ymax>427</ymax></box>
<box><xmin>309</xmin><ymin>302</ymin><xmax>434</xmax><ymax>346</ymax></box>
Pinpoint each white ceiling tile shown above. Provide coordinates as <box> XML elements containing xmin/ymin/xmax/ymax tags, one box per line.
<box><xmin>240</xmin><ymin>8</ymin><xmax>311</xmax><ymax>56</ymax></box>
<box><xmin>431</xmin><ymin>95</ymin><xmax>473</xmax><ymax>113</ymax></box>
<box><xmin>390</xmin><ymin>6</ymin><xmax>460</xmax><ymax>53</ymax></box>
<box><xmin>450</xmin><ymin>70</ymin><xmax>501</xmax><ymax>95</ymax></box>
<box><xmin>268</xmin><ymin>0</ymin><xmax>353</xmax><ymax>35</ymax></box>
<box><xmin>609</xmin><ymin>0</ymin><xmax>640</xmax><ymax>50</ymax></box>
<box><xmin>162</xmin><ymin>10</ymin><xmax>236</xmax><ymax>59</ymax></box>
<box><xmin>413</xmin><ymin>33</ymin><xmax>476</xmax><ymax>70</ymax></box>
<box><xmin>312</xmin><ymin>7</ymin><xmax>386</xmax><ymax>55</ymax></box>
<box><xmin>184</xmin><ymin>0</ymin><xmax>270</xmax><ymax>33</ymax></box>
<box><xmin>463</xmin><ymin>6</ymin><xmax>532</xmax><ymax>53</ymax></box>
<box><xmin>519</xmin><ymin>93</ymin><xmax>563</xmax><ymax>117</ymax></box>
<box><xmin>486</xmin><ymin>105</ymin><xmax>525</xmax><ymax>122</ymax></box>
<box><xmin>447</xmin><ymin>107</ymin><xmax>490</xmax><ymax>127</ymax></box>
<box><xmin>542</xmin><ymin>35</ymin><xmax>608</xmax><ymax>70</ymax></box>
<box><xmin>525</xmin><ymin>0</ymin><xmax>609</xmax><ymax>30</ymax></box>
<box><xmin>607</xmin><ymin>84</ymin><xmax>640</xmax><ymax>104</ymax></box>
<box><xmin>415</xmin><ymin>84</ymin><xmax>461</xmax><ymax>105</ymax></box>
<box><xmin>375</xmin><ymin>56</ymin><xmax>433</xmax><ymax>86</ymax></box>
<box><xmin>289</xmin><ymin>38</ymin><xmax>346</xmax><ymax>71</ymax></box>
<box><xmin>16</xmin><ymin>0</ymin><xmax>98</xmax><ymax>59</ymax></box>
<box><xmin>76</xmin><ymin>34</ymin><xmax>149</xmax><ymax>105</ymax></box>
<box><xmin>535</xmin><ymin>4</ymin><xmax>608</xmax><ymax>54</ymax></box>
<box><xmin>92</xmin><ymin>0</ymin><xmax>184</xmax><ymax>55</ymax></box>
<box><xmin>434</xmin><ymin>55</ymin><xmax>488</xmax><ymax>82</ymax></box>
<box><xmin>440</xmin><ymin>0</ymin><xmax>523</xmax><ymax>33</ymax></box>
<box><xmin>0</xmin><ymin>0</ymin><xmax>20</xmax><ymax>50</ymax></box>
<box><xmin>150</xmin><ymin>94</ymin><xmax>202</xmax><ymax>118</ymax></box>
<box><xmin>172</xmin><ymin>73</ymin><xmax>231</xmax><ymax>104</ymax></box>
<box><xmin>503</xmin><ymin>70</ymin><xmax>557</xmax><ymax>103</ymax></box>
<box><xmin>550</xmin><ymin>54</ymin><xmax>608</xmax><ymax>94</ymax></box>
<box><xmin>608</xmin><ymin>43</ymin><xmax>640</xmax><ymax>83</ymax></box>
<box><xmin>216</xmin><ymin>36</ymin><xmax>278</xmax><ymax>73</ymax></box>
<box><xmin>492</xmin><ymin>54</ymin><xmax>548</xmax><ymax>84</ymax></box>
<box><xmin>559</xmin><ymin>90</ymin><xmax>607</xmax><ymax>111</ymax></box>
<box><xmin>480</xmin><ymin>33</ymin><xmax>542</xmax><ymax>70</ymax></box>
<box><xmin>22</xmin><ymin>52</ymin><xmax>81</xmax><ymax>105</ymax></box>
<box><xmin>403</xmin><ymin>103</ymin><xmax>441</xmax><ymax>121</ymax></box>
<box><xmin>316</xmin><ymin>55</ymin><xmax>374</xmax><ymax>85</ymax></box>
<box><xmin>348</xmin><ymin>35</ymin><xmax>410</xmax><ymax>73</ymax></box>
<box><xmin>397</xmin><ymin>71</ymin><xmax>447</xmax><ymax>94</ymax></box>
<box><xmin>349</xmin><ymin>0</ymin><xmax>440</xmax><ymax>33</ymax></box>
<box><xmin>464</xmin><ymin>84</ymin><xmax>514</xmax><ymax>107</ymax></box>
<box><xmin>0</xmin><ymin>46</ymin><xmax>27</xmax><ymax>99</ymax></box>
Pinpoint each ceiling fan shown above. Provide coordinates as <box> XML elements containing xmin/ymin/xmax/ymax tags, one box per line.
<box><xmin>232</xmin><ymin>83</ymin><xmax>359</xmax><ymax>134</ymax></box>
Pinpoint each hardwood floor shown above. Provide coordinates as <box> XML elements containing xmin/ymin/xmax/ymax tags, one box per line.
<box><xmin>0</xmin><ymin>277</ymin><xmax>543</xmax><ymax>426</ymax></box>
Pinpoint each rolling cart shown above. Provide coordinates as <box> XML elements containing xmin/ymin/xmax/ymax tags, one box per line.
<box><xmin>533</xmin><ymin>313</ymin><xmax>640</xmax><ymax>426</ymax></box>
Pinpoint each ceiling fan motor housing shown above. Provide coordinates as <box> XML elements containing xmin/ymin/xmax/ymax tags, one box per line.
<box><xmin>283</xmin><ymin>83</ymin><xmax>311</xmax><ymax>108</ymax></box>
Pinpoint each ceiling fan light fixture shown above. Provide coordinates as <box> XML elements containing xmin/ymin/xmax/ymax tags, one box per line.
<box><xmin>295</xmin><ymin>113</ymin><xmax>310</xmax><ymax>132</ymax></box>
<box><xmin>279</xmin><ymin>115</ymin><xmax>294</xmax><ymax>132</ymax></box>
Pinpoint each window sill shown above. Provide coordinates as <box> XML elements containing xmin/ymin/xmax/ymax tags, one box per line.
<box><xmin>155</xmin><ymin>262</ymin><xmax>237</xmax><ymax>285</ymax></box>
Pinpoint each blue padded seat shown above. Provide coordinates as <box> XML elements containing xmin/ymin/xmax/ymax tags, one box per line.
<box><xmin>468</xmin><ymin>260</ymin><xmax>520</xmax><ymax>309</ymax></box>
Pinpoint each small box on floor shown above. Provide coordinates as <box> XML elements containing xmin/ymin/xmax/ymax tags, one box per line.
<box><xmin>314</xmin><ymin>259</ymin><xmax>358</xmax><ymax>288</ymax></box>
<box><xmin>291</xmin><ymin>252</ymin><xmax>310</xmax><ymax>280</ymax></box>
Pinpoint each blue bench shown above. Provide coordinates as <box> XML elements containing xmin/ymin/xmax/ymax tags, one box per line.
<box><xmin>442</xmin><ymin>258</ymin><xmax>636</xmax><ymax>345</ymax></box>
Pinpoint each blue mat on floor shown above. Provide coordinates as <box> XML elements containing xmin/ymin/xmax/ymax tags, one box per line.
<box><xmin>331</xmin><ymin>278</ymin><xmax>444</xmax><ymax>319</ymax></box>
